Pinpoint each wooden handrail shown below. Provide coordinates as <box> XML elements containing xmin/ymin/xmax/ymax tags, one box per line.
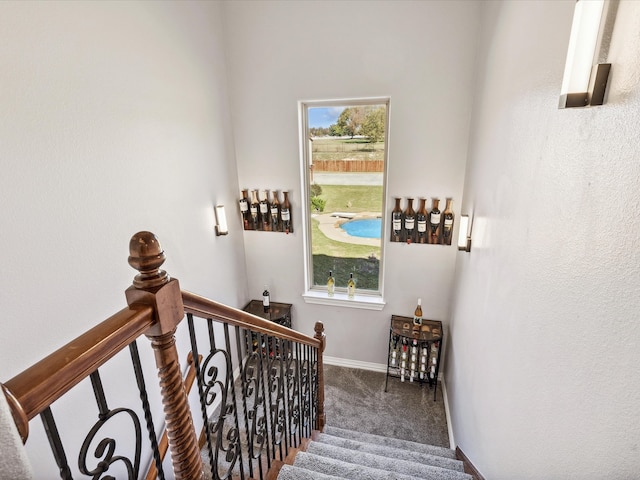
<box><xmin>182</xmin><ymin>290</ymin><xmax>322</xmax><ymax>349</ymax></box>
<box><xmin>1</xmin><ymin>304</ymin><xmax>154</xmax><ymax>443</ymax></box>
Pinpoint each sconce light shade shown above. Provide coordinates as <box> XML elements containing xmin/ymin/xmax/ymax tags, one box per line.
<box><xmin>215</xmin><ymin>205</ymin><xmax>228</xmax><ymax>236</ymax></box>
<box><xmin>559</xmin><ymin>0</ymin><xmax>610</xmax><ymax>108</ymax></box>
<box><xmin>457</xmin><ymin>215</ymin><xmax>471</xmax><ymax>252</ymax></box>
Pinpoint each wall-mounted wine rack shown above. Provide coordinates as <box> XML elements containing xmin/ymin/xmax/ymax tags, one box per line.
<box><xmin>239</xmin><ymin>189</ymin><xmax>293</xmax><ymax>234</ymax></box>
<box><xmin>390</xmin><ymin>197</ymin><xmax>454</xmax><ymax>245</ymax></box>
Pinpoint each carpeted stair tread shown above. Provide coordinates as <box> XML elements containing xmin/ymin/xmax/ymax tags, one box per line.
<box><xmin>315</xmin><ymin>433</ymin><xmax>465</xmax><ymax>472</ymax></box>
<box><xmin>292</xmin><ymin>451</ymin><xmax>426</xmax><ymax>480</ymax></box>
<box><xmin>306</xmin><ymin>442</ymin><xmax>472</xmax><ymax>480</ymax></box>
<box><xmin>277</xmin><ymin>464</ymin><xmax>345</xmax><ymax>480</ymax></box>
<box><xmin>324</xmin><ymin>425</ymin><xmax>457</xmax><ymax>459</ymax></box>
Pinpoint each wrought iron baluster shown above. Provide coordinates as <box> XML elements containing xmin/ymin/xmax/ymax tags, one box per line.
<box><xmin>78</xmin><ymin>370</ymin><xmax>142</xmax><ymax>479</ymax></box>
<box><xmin>256</xmin><ymin>331</ymin><xmax>272</xmax><ymax>470</ymax></box>
<box><xmin>223</xmin><ymin>322</ymin><xmax>244</xmax><ymax>480</ymax></box>
<box><xmin>129</xmin><ymin>340</ymin><xmax>165</xmax><ymax>480</ymax></box>
<box><xmin>187</xmin><ymin>313</ymin><xmax>217</xmax><ymax>478</ymax></box>
<box><xmin>40</xmin><ymin>407</ymin><xmax>73</xmax><ymax>480</ymax></box>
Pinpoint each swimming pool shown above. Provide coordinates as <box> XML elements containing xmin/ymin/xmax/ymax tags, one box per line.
<box><xmin>340</xmin><ymin>218</ymin><xmax>382</xmax><ymax>239</ymax></box>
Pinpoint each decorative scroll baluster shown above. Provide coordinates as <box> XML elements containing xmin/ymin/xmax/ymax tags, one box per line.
<box><xmin>78</xmin><ymin>371</ymin><xmax>142</xmax><ymax>479</ymax></box>
<box><xmin>125</xmin><ymin>231</ymin><xmax>203</xmax><ymax>480</ymax></box>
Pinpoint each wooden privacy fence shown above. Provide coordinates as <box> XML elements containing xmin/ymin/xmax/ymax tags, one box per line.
<box><xmin>312</xmin><ymin>159</ymin><xmax>384</xmax><ymax>173</ymax></box>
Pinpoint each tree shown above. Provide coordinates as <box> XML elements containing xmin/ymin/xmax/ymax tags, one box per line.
<box><xmin>361</xmin><ymin>107</ymin><xmax>385</xmax><ymax>143</ymax></box>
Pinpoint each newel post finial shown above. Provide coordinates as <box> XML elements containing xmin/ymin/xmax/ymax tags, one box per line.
<box><xmin>125</xmin><ymin>232</ymin><xmax>204</xmax><ymax>480</ymax></box>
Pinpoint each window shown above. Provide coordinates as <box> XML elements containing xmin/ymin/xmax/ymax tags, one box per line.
<box><xmin>299</xmin><ymin>98</ymin><xmax>389</xmax><ymax>310</ymax></box>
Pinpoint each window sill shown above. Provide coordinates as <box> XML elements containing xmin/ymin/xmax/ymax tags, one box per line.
<box><xmin>302</xmin><ymin>290</ymin><xmax>386</xmax><ymax>311</ymax></box>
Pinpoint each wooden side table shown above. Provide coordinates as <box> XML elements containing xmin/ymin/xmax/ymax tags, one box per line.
<box><xmin>242</xmin><ymin>300</ymin><xmax>292</xmax><ymax>355</ymax></box>
<box><xmin>242</xmin><ymin>300</ymin><xmax>292</xmax><ymax>328</ymax></box>
<box><xmin>384</xmin><ymin>314</ymin><xmax>443</xmax><ymax>401</ymax></box>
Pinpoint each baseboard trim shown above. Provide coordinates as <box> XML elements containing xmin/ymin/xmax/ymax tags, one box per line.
<box><xmin>323</xmin><ymin>356</ymin><xmax>387</xmax><ymax>373</ymax></box>
<box><xmin>456</xmin><ymin>447</ymin><xmax>485</xmax><ymax>480</ymax></box>
<box><xmin>441</xmin><ymin>377</ymin><xmax>456</xmax><ymax>450</ymax></box>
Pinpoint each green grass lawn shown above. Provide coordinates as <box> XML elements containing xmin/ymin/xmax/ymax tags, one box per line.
<box><xmin>315</xmin><ymin>184</ymin><xmax>383</xmax><ymax>212</ymax></box>
<box><xmin>311</xmin><ymin>138</ymin><xmax>384</xmax><ymax>161</ymax></box>
<box><xmin>311</xmin><ymin>184</ymin><xmax>382</xmax><ymax>290</ymax></box>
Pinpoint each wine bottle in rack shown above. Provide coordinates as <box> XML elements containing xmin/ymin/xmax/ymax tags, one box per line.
<box><xmin>281</xmin><ymin>191</ymin><xmax>292</xmax><ymax>234</ymax></box>
<box><xmin>239</xmin><ymin>190</ymin><xmax>250</xmax><ymax>230</ymax></box>
<box><xmin>413</xmin><ymin>298</ymin><xmax>423</xmax><ymax>326</ymax></box>
<box><xmin>270</xmin><ymin>190</ymin><xmax>280</xmax><ymax>232</ymax></box>
<box><xmin>390</xmin><ymin>335</ymin><xmax>399</xmax><ymax>366</ymax></box>
<box><xmin>250</xmin><ymin>190</ymin><xmax>259</xmax><ymax>230</ymax></box>
<box><xmin>442</xmin><ymin>198</ymin><xmax>454</xmax><ymax>245</ymax></box>
<box><xmin>259</xmin><ymin>190</ymin><xmax>270</xmax><ymax>231</ymax></box>
<box><xmin>410</xmin><ymin>338</ymin><xmax>418</xmax><ymax>382</ymax></box>
<box><xmin>262</xmin><ymin>285</ymin><xmax>270</xmax><ymax>313</ymax></box>
<box><xmin>404</xmin><ymin>198</ymin><xmax>415</xmax><ymax>244</ymax></box>
<box><xmin>416</xmin><ymin>198</ymin><xmax>428</xmax><ymax>244</ymax></box>
<box><xmin>391</xmin><ymin>197</ymin><xmax>403</xmax><ymax>242</ymax></box>
<box><xmin>401</xmin><ymin>338</ymin><xmax>408</xmax><ymax>382</ymax></box>
<box><xmin>327</xmin><ymin>270</ymin><xmax>335</xmax><ymax>297</ymax></box>
<box><xmin>428</xmin><ymin>198</ymin><xmax>442</xmax><ymax>244</ymax></box>
<box><xmin>347</xmin><ymin>273</ymin><xmax>355</xmax><ymax>299</ymax></box>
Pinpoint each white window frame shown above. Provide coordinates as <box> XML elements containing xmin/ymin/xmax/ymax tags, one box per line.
<box><xmin>298</xmin><ymin>97</ymin><xmax>390</xmax><ymax>311</ymax></box>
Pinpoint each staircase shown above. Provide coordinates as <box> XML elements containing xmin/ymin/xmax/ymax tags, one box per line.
<box><xmin>272</xmin><ymin>426</ymin><xmax>472</xmax><ymax>480</ymax></box>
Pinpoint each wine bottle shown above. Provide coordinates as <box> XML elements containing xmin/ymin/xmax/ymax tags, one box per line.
<box><xmin>259</xmin><ymin>190</ymin><xmax>270</xmax><ymax>231</ymax></box>
<box><xmin>404</xmin><ymin>198</ymin><xmax>415</xmax><ymax>244</ymax></box>
<box><xmin>416</xmin><ymin>198</ymin><xmax>427</xmax><ymax>244</ymax></box>
<box><xmin>413</xmin><ymin>298</ymin><xmax>423</xmax><ymax>326</ymax></box>
<box><xmin>391</xmin><ymin>197</ymin><xmax>402</xmax><ymax>242</ymax></box>
<box><xmin>250</xmin><ymin>190</ymin><xmax>259</xmax><ymax>230</ymax></box>
<box><xmin>327</xmin><ymin>270</ymin><xmax>335</xmax><ymax>297</ymax></box>
<box><xmin>281</xmin><ymin>191</ymin><xmax>292</xmax><ymax>234</ymax></box>
<box><xmin>239</xmin><ymin>190</ymin><xmax>250</xmax><ymax>231</ymax></box>
<box><xmin>347</xmin><ymin>273</ymin><xmax>355</xmax><ymax>299</ymax></box>
<box><xmin>428</xmin><ymin>198</ymin><xmax>442</xmax><ymax>244</ymax></box>
<box><xmin>262</xmin><ymin>285</ymin><xmax>270</xmax><ymax>313</ymax></box>
<box><xmin>270</xmin><ymin>190</ymin><xmax>280</xmax><ymax>232</ymax></box>
<box><xmin>442</xmin><ymin>198</ymin><xmax>454</xmax><ymax>245</ymax></box>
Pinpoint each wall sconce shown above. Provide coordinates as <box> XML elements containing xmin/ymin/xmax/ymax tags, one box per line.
<box><xmin>457</xmin><ymin>215</ymin><xmax>471</xmax><ymax>252</ymax></box>
<box><xmin>559</xmin><ymin>0</ymin><xmax>611</xmax><ymax>108</ymax></box>
<box><xmin>215</xmin><ymin>205</ymin><xmax>228</xmax><ymax>236</ymax></box>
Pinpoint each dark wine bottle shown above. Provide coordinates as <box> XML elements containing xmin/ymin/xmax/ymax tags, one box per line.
<box><xmin>281</xmin><ymin>191</ymin><xmax>292</xmax><ymax>234</ymax></box>
<box><xmin>259</xmin><ymin>190</ymin><xmax>270</xmax><ymax>231</ymax></box>
<box><xmin>270</xmin><ymin>190</ymin><xmax>280</xmax><ymax>232</ymax></box>
<box><xmin>250</xmin><ymin>190</ymin><xmax>259</xmax><ymax>230</ymax></box>
<box><xmin>262</xmin><ymin>285</ymin><xmax>270</xmax><ymax>313</ymax></box>
<box><xmin>239</xmin><ymin>189</ymin><xmax>250</xmax><ymax>230</ymax></box>
<box><xmin>416</xmin><ymin>198</ymin><xmax>427</xmax><ymax>244</ymax></box>
<box><xmin>442</xmin><ymin>198</ymin><xmax>454</xmax><ymax>245</ymax></box>
<box><xmin>428</xmin><ymin>198</ymin><xmax>442</xmax><ymax>244</ymax></box>
<box><xmin>404</xmin><ymin>198</ymin><xmax>415</xmax><ymax>244</ymax></box>
<box><xmin>391</xmin><ymin>197</ymin><xmax>402</xmax><ymax>242</ymax></box>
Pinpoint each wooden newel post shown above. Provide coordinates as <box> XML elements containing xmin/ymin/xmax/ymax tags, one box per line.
<box><xmin>314</xmin><ymin>321</ymin><xmax>326</xmax><ymax>431</ymax></box>
<box><xmin>125</xmin><ymin>232</ymin><xmax>204</xmax><ymax>480</ymax></box>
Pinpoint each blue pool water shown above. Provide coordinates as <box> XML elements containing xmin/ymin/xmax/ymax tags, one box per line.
<box><xmin>341</xmin><ymin>219</ymin><xmax>382</xmax><ymax>239</ymax></box>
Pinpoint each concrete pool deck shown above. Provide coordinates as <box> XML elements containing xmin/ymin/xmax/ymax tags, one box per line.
<box><xmin>313</xmin><ymin>212</ymin><xmax>382</xmax><ymax>247</ymax></box>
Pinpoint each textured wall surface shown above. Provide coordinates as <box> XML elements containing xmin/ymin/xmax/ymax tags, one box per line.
<box><xmin>446</xmin><ymin>1</ymin><xmax>640</xmax><ymax>478</ymax></box>
<box><xmin>0</xmin><ymin>1</ymin><xmax>248</xmax><ymax>475</ymax></box>
<box><xmin>223</xmin><ymin>0</ymin><xmax>480</xmax><ymax>365</ymax></box>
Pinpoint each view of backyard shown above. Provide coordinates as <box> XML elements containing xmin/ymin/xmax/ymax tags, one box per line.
<box><xmin>308</xmin><ymin>104</ymin><xmax>386</xmax><ymax>291</ymax></box>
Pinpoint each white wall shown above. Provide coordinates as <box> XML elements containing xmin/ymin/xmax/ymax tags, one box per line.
<box><xmin>0</xmin><ymin>0</ymin><xmax>248</xmax><ymax>475</ymax></box>
<box><xmin>223</xmin><ymin>0</ymin><xmax>480</xmax><ymax>365</ymax></box>
<box><xmin>446</xmin><ymin>1</ymin><xmax>640</xmax><ymax>478</ymax></box>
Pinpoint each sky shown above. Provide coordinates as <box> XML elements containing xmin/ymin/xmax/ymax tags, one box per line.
<box><xmin>308</xmin><ymin>106</ymin><xmax>345</xmax><ymax>128</ymax></box>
